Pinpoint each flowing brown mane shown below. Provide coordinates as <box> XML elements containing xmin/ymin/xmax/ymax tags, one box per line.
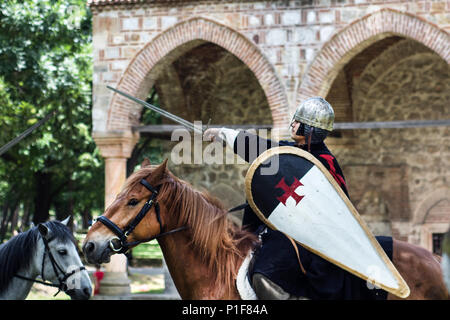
<box><xmin>122</xmin><ymin>166</ymin><xmax>259</xmax><ymax>293</ymax></box>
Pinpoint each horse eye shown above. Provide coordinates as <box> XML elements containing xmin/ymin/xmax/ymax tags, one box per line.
<box><xmin>128</xmin><ymin>198</ymin><xmax>139</xmax><ymax>206</ymax></box>
<box><xmin>58</xmin><ymin>249</ymin><xmax>67</xmax><ymax>255</ymax></box>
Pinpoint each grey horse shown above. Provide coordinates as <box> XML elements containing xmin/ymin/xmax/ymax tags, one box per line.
<box><xmin>0</xmin><ymin>217</ymin><xmax>92</xmax><ymax>300</ymax></box>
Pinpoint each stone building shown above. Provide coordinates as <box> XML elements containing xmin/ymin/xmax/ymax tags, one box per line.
<box><xmin>88</xmin><ymin>0</ymin><xmax>449</xmax><ymax>270</ymax></box>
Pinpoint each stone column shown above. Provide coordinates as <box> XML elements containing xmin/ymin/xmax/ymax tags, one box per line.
<box><xmin>93</xmin><ymin>131</ymin><xmax>140</xmax><ymax>297</ymax></box>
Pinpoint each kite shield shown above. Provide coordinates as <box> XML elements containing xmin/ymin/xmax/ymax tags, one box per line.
<box><xmin>244</xmin><ymin>146</ymin><xmax>410</xmax><ymax>298</ymax></box>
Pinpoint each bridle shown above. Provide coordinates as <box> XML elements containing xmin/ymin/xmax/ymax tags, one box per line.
<box><xmin>95</xmin><ymin>178</ymin><xmax>187</xmax><ymax>254</ymax></box>
<box><xmin>15</xmin><ymin>233</ymin><xmax>86</xmax><ymax>297</ymax></box>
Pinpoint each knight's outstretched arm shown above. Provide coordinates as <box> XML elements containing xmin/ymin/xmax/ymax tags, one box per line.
<box><xmin>204</xmin><ymin>128</ymin><xmax>279</xmax><ymax>163</ymax></box>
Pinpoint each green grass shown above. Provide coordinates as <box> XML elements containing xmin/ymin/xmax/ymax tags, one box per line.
<box><xmin>26</xmin><ymin>284</ymin><xmax>71</xmax><ymax>300</ymax></box>
<box><xmin>27</xmin><ymin>272</ymin><xmax>165</xmax><ymax>299</ymax></box>
<box><xmin>129</xmin><ymin>273</ymin><xmax>164</xmax><ymax>294</ymax></box>
<box><xmin>134</xmin><ymin>288</ymin><xmax>165</xmax><ymax>294</ymax></box>
<box><xmin>131</xmin><ymin>240</ymin><xmax>163</xmax><ymax>259</ymax></box>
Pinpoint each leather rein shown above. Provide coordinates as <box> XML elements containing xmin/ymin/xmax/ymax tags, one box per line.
<box><xmin>95</xmin><ymin>179</ymin><xmax>187</xmax><ymax>254</ymax></box>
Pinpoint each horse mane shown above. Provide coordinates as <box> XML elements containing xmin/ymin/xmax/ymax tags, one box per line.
<box><xmin>123</xmin><ymin>166</ymin><xmax>259</xmax><ymax>293</ymax></box>
<box><xmin>0</xmin><ymin>221</ymin><xmax>75</xmax><ymax>293</ymax></box>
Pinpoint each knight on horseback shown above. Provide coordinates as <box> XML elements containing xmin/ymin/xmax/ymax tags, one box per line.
<box><xmin>85</xmin><ymin>88</ymin><xmax>446</xmax><ymax>300</ymax></box>
<box><xmin>204</xmin><ymin>97</ymin><xmax>394</xmax><ymax>300</ymax></box>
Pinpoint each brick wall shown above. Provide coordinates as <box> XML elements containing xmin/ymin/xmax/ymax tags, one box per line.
<box><xmin>90</xmin><ymin>1</ymin><xmax>450</xmax><ymax>133</ymax></box>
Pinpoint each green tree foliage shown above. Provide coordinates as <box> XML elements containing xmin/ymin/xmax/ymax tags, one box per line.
<box><xmin>0</xmin><ymin>0</ymin><xmax>102</xmax><ymax>238</ymax></box>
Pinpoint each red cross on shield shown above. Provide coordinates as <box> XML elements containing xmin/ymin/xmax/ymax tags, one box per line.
<box><xmin>275</xmin><ymin>177</ymin><xmax>304</xmax><ymax>206</ymax></box>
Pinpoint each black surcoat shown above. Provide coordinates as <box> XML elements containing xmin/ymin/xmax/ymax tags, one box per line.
<box><xmin>231</xmin><ymin>131</ymin><xmax>392</xmax><ymax>300</ymax></box>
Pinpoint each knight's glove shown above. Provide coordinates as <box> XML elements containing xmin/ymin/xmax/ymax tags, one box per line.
<box><xmin>204</xmin><ymin>127</ymin><xmax>239</xmax><ymax>149</ymax></box>
<box><xmin>203</xmin><ymin>128</ymin><xmax>221</xmax><ymax>142</ymax></box>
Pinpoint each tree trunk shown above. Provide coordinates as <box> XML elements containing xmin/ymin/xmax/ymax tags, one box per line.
<box><xmin>0</xmin><ymin>206</ymin><xmax>14</xmax><ymax>241</ymax></box>
<box><xmin>33</xmin><ymin>172</ymin><xmax>53</xmax><ymax>224</ymax></box>
<box><xmin>54</xmin><ymin>200</ymin><xmax>74</xmax><ymax>230</ymax></box>
<box><xmin>0</xmin><ymin>204</ymin><xmax>10</xmax><ymax>241</ymax></box>
<box><xmin>21</xmin><ymin>202</ymin><xmax>30</xmax><ymax>231</ymax></box>
<box><xmin>81</xmin><ymin>208</ymin><xmax>91</xmax><ymax>230</ymax></box>
<box><xmin>10</xmin><ymin>204</ymin><xmax>20</xmax><ymax>234</ymax></box>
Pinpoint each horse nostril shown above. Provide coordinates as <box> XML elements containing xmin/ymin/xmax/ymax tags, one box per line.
<box><xmin>84</xmin><ymin>241</ymin><xmax>95</xmax><ymax>254</ymax></box>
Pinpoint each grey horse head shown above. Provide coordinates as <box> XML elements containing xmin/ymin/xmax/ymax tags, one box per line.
<box><xmin>0</xmin><ymin>218</ymin><xmax>92</xmax><ymax>300</ymax></box>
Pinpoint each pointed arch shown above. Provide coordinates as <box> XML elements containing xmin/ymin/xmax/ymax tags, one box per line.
<box><xmin>297</xmin><ymin>8</ymin><xmax>450</xmax><ymax>104</ymax></box>
<box><xmin>107</xmin><ymin>16</ymin><xmax>289</xmax><ymax>131</ymax></box>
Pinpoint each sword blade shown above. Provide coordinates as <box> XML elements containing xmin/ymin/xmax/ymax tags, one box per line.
<box><xmin>107</xmin><ymin>86</ymin><xmax>203</xmax><ymax>134</ymax></box>
<box><xmin>0</xmin><ymin>110</ymin><xmax>56</xmax><ymax>157</ymax></box>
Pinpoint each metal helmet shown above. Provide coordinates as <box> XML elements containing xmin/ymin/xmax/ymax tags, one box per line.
<box><xmin>293</xmin><ymin>97</ymin><xmax>334</xmax><ymax>132</ymax></box>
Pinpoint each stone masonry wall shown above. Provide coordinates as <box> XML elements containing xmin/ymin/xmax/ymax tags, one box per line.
<box><xmin>90</xmin><ymin>0</ymin><xmax>450</xmax><ymax>133</ymax></box>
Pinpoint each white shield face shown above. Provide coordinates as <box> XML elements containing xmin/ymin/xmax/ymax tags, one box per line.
<box><xmin>245</xmin><ymin>146</ymin><xmax>410</xmax><ymax>298</ymax></box>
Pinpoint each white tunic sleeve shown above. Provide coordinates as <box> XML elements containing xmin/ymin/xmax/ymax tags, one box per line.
<box><xmin>218</xmin><ymin>127</ymin><xmax>239</xmax><ymax>149</ymax></box>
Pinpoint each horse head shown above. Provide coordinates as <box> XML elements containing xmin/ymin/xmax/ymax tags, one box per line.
<box><xmin>83</xmin><ymin>159</ymin><xmax>171</xmax><ymax>265</ymax></box>
<box><xmin>35</xmin><ymin>218</ymin><xmax>92</xmax><ymax>300</ymax></box>
<box><xmin>82</xmin><ymin>158</ymin><xmax>260</xmax><ymax>299</ymax></box>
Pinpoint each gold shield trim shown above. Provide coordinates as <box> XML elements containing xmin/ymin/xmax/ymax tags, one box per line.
<box><xmin>244</xmin><ymin>146</ymin><xmax>410</xmax><ymax>298</ymax></box>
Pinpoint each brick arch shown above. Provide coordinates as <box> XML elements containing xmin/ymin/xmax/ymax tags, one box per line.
<box><xmin>413</xmin><ymin>188</ymin><xmax>450</xmax><ymax>225</ymax></box>
<box><xmin>297</xmin><ymin>8</ymin><xmax>450</xmax><ymax>104</ymax></box>
<box><xmin>412</xmin><ymin>187</ymin><xmax>450</xmax><ymax>251</ymax></box>
<box><xmin>107</xmin><ymin>16</ymin><xmax>289</xmax><ymax>131</ymax></box>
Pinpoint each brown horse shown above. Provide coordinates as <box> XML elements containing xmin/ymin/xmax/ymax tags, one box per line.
<box><xmin>83</xmin><ymin>160</ymin><xmax>448</xmax><ymax>300</ymax></box>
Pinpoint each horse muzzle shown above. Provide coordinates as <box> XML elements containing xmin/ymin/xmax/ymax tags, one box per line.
<box><xmin>66</xmin><ymin>286</ymin><xmax>92</xmax><ymax>300</ymax></box>
<box><xmin>82</xmin><ymin>240</ymin><xmax>113</xmax><ymax>265</ymax></box>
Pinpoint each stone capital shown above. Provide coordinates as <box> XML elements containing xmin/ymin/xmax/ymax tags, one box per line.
<box><xmin>93</xmin><ymin>130</ymin><xmax>140</xmax><ymax>159</ymax></box>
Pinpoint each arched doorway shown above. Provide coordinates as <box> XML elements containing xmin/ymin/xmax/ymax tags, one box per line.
<box><xmin>296</xmin><ymin>9</ymin><xmax>450</xmax><ymax>242</ymax></box>
<box><xmin>297</xmin><ymin>8</ymin><xmax>449</xmax><ymax>103</ymax></box>
<box><xmin>95</xmin><ymin>17</ymin><xmax>287</xmax><ymax>222</ymax></box>
<box><xmin>412</xmin><ymin>188</ymin><xmax>450</xmax><ymax>253</ymax></box>
<box><xmin>147</xmin><ymin>40</ymin><xmax>274</xmax><ymax>214</ymax></box>
<box><xmin>92</xmin><ymin>17</ymin><xmax>286</xmax><ymax>295</ymax></box>
<box><xmin>105</xmin><ymin>17</ymin><xmax>289</xmax><ymax>133</ymax></box>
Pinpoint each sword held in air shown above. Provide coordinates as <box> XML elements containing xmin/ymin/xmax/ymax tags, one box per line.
<box><xmin>0</xmin><ymin>110</ymin><xmax>56</xmax><ymax>157</ymax></box>
<box><xmin>107</xmin><ymin>86</ymin><xmax>205</xmax><ymax>135</ymax></box>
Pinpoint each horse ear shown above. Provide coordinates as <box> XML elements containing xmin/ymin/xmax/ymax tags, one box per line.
<box><xmin>61</xmin><ymin>216</ymin><xmax>70</xmax><ymax>226</ymax></box>
<box><xmin>141</xmin><ymin>158</ymin><xmax>151</xmax><ymax>168</ymax></box>
<box><xmin>38</xmin><ymin>223</ymin><xmax>51</xmax><ymax>239</ymax></box>
<box><xmin>161</xmin><ymin>158</ymin><xmax>168</xmax><ymax>170</ymax></box>
<box><xmin>150</xmin><ymin>158</ymin><xmax>168</xmax><ymax>182</ymax></box>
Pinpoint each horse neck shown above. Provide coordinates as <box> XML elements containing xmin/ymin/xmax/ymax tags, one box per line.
<box><xmin>0</xmin><ymin>267</ymin><xmax>37</xmax><ymax>300</ymax></box>
<box><xmin>157</xmin><ymin>231</ymin><xmax>241</xmax><ymax>300</ymax></box>
<box><xmin>0</xmin><ymin>238</ymin><xmax>42</xmax><ymax>300</ymax></box>
<box><xmin>156</xmin><ymin>194</ymin><xmax>245</xmax><ymax>299</ymax></box>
